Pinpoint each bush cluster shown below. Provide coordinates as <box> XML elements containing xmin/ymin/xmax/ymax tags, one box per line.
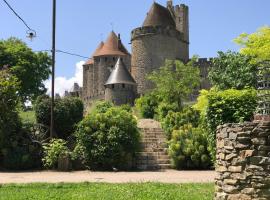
<box><xmin>161</xmin><ymin>107</ymin><xmax>200</xmax><ymax>139</ymax></box>
<box><xmin>42</xmin><ymin>139</ymin><xmax>70</xmax><ymax>169</ymax></box>
<box><xmin>35</xmin><ymin>95</ymin><xmax>84</xmax><ymax>139</ymax></box>
<box><xmin>75</xmin><ymin>103</ymin><xmax>140</xmax><ymax>170</ymax></box>
<box><xmin>207</xmin><ymin>88</ymin><xmax>257</xmax><ymax>160</ymax></box>
<box><xmin>135</xmin><ymin>93</ymin><xmax>159</xmax><ymax>119</ymax></box>
<box><xmin>168</xmin><ymin>124</ymin><xmax>211</xmax><ymax>169</ymax></box>
<box><xmin>193</xmin><ymin>88</ymin><xmax>257</xmax><ymax>162</ymax></box>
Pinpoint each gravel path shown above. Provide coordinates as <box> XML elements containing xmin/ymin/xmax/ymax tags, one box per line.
<box><xmin>0</xmin><ymin>170</ymin><xmax>215</xmax><ymax>184</ymax></box>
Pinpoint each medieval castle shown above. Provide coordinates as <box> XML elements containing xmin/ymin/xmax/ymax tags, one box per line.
<box><xmin>70</xmin><ymin>1</ymin><xmax>211</xmax><ymax>107</ymax></box>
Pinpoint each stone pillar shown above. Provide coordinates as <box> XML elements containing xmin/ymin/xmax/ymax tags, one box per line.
<box><xmin>215</xmin><ymin>122</ymin><xmax>270</xmax><ymax>200</ymax></box>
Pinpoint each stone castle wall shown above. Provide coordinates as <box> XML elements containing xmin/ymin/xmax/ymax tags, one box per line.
<box><xmin>131</xmin><ymin>26</ymin><xmax>188</xmax><ymax>95</ymax></box>
<box><xmin>105</xmin><ymin>84</ymin><xmax>136</xmax><ymax>105</ymax></box>
<box><xmin>215</xmin><ymin>122</ymin><xmax>270</xmax><ymax>200</ymax></box>
<box><xmin>82</xmin><ymin>55</ymin><xmax>131</xmax><ymax>106</ymax></box>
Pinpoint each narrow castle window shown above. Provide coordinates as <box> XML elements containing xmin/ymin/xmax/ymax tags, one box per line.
<box><xmin>122</xmin><ymin>84</ymin><xmax>125</xmax><ymax>88</ymax></box>
<box><xmin>112</xmin><ymin>84</ymin><xmax>114</xmax><ymax>89</ymax></box>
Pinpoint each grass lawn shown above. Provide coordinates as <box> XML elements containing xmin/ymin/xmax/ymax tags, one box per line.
<box><xmin>0</xmin><ymin>182</ymin><xmax>214</xmax><ymax>200</ymax></box>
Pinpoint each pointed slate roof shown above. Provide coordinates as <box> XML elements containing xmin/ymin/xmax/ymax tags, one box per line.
<box><xmin>94</xmin><ymin>31</ymin><xmax>130</xmax><ymax>57</ymax></box>
<box><xmin>105</xmin><ymin>58</ymin><xmax>136</xmax><ymax>86</ymax></box>
<box><xmin>143</xmin><ymin>2</ymin><xmax>175</xmax><ymax>27</ymax></box>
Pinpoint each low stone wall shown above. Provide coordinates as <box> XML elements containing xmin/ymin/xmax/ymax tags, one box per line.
<box><xmin>215</xmin><ymin>122</ymin><xmax>270</xmax><ymax>200</ymax></box>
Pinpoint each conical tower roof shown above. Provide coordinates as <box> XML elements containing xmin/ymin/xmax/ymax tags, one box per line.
<box><xmin>143</xmin><ymin>2</ymin><xmax>175</xmax><ymax>27</ymax></box>
<box><xmin>92</xmin><ymin>41</ymin><xmax>104</xmax><ymax>57</ymax></box>
<box><xmin>105</xmin><ymin>58</ymin><xmax>136</xmax><ymax>86</ymax></box>
<box><xmin>85</xmin><ymin>41</ymin><xmax>104</xmax><ymax>65</ymax></box>
<box><xmin>95</xmin><ymin>31</ymin><xmax>130</xmax><ymax>57</ymax></box>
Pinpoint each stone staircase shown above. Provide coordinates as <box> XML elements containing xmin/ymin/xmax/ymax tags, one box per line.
<box><xmin>136</xmin><ymin>119</ymin><xmax>171</xmax><ymax>170</ymax></box>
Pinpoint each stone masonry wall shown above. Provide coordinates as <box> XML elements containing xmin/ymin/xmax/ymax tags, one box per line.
<box><xmin>105</xmin><ymin>84</ymin><xmax>136</xmax><ymax>106</ymax></box>
<box><xmin>131</xmin><ymin>29</ymin><xmax>188</xmax><ymax>95</ymax></box>
<box><xmin>215</xmin><ymin>122</ymin><xmax>270</xmax><ymax>200</ymax></box>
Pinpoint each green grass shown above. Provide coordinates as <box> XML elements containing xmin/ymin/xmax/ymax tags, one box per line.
<box><xmin>19</xmin><ymin>110</ymin><xmax>36</xmax><ymax>124</ymax></box>
<box><xmin>0</xmin><ymin>182</ymin><xmax>214</xmax><ymax>200</ymax></box>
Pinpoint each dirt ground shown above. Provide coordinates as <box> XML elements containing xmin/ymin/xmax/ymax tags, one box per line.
<box><xmin>0</xmin><ymin>170</ymin><xmax>215</xmax><ymax>184</ymax></box>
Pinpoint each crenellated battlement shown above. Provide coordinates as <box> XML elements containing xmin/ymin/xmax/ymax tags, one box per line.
<box><xmin>131</xmin><ymin>25</ymin><xmax>186</xmax><ymax>43</ymax></box>
<box><xmin>196</xmin><ymin>57</ymin><xmax>214</xmax><ymax>64</ymax></box>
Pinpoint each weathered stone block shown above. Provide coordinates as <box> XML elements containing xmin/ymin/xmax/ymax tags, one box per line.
<box><xmin>227</xmin><ymin>194</ymin><xmax>252</xmax><ymax>200</ymax></box>
<box><xmin>225</xmin><ymin>153</ymin><xmax>237</xmax><ymax>161</ymax></box>
<box><xmin>223</xmin><ymin>185</ymin><xmax>239</xmax><ymax>194</ymax></box>
<box><xmin>252</xmin><ymin>138</ymin><xmax>266</xmax><ymax>145</ymax></box>
<box><xmin>240</xmin><ymin>150</ymin><xmax>255</xmax><ymax>158</ymax></box>
<box><xmin>241</xmin><ymin>188</ymin><xmax>255</xmax><ymax>195</ymax></box>
<box><xmin>228</xmin><ymin>166</ymin><xmax>243</xmax><ymax>173</ymax></box>
<box><xmin>216</xmin><ymin>166</ymin><xmax>228</xmax><ymax>172</ymax></box>
<box><xmin>224</xmin><ymin>179</ymin><xmax>238</xmax><ymax>185</ymax></box>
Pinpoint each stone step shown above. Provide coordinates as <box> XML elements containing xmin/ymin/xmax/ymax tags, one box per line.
<box><xmin>140</xmin><ymin>146</ymin><xmax>168</xmax><ymax>152</ymax></box>
<box><xmin>140</xmin><ymin>143</ymin><xmax>168</xmax><ymax>149</ymax></box>
<box><xmin>142</xmin><ymin>134</ymin><xmax>166</xmax><ymax>139</ymax></box>
<box><xmin>141</xmin><ymin>138</ymin><xmax>167</xmax><ymax>143</ymax></box>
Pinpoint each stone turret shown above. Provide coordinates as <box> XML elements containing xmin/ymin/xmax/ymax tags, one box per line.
<box><xmin>131</xmin><ymin>1</ymin><xmax>189</xmax><ymax>95</ymax></box>
<box><xmin>82</xmin><ymin>31</ymin><xmax>131</xmax><ymax>107</ymax></box>
<box><xmin>104</xmin><ymin>58</ymin><xmax>137</xmax><ymax>105</ymax></box>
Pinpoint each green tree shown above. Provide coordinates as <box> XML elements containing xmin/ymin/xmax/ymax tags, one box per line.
<box><xmin>35</xmin><ymin>96</ymin><xmax>84</xmax><ymax>139</ymax></box>
<box><xmin>208</xmin><ymin>51</ymin><xmax>257</xmax><ymax>90</ymax></box>
<box><xmin>148</xmin><ymin>59</ymin><xmax>200</xmax><ymax>110</ymax></box>
<box><xmin>0</xmin><ymin>69</ymin><xmax>21</xmax><ymax>149</ymax></box>
<box><xmin>234</xmin><ymin>26</ymin><xmax>270</xmax><ymax>62</ymax></box>
<box><xmin>0</xmin><ymin>38</ymin><xmax>51</xmax><ymax>102</ymax></box>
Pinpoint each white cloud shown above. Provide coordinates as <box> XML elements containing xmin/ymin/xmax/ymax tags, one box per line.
<box><xmin>44</xmin><ymin>61</ymin><xmax>84</xmax><ymax>97</ymax></box>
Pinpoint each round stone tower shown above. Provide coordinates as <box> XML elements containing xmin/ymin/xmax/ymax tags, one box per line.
<box><xmin>131</xmin><ymin>1</ymin><xmax>189</xmax><ymax>95</ymax></box>
<box><xmin>104</xmin><ymin>58</ymin><xmax>137</xmax><ymax>105</ymax></box>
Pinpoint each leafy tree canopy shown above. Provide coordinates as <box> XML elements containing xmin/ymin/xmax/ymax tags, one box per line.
<box><xmin>147</xmin><ymin>58</ymin><xmax>200</xmax><ymax>110</ymax></box>
<box><xmin>209</xmin><ymin>51</ymin><xmax>257</xmax><ymax>90</ymax></box>
<box><xmin>0</xmin><ymin>37</ymin><xmax>51</xmax><ymax>103</ymax></box>
<box><xmin>234</xmin><ymin>26</ymin><xmax>270</xmax><ymax>62</ymax></box>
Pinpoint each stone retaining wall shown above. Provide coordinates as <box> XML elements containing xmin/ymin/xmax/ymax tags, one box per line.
<box><xmin>215</xmin><ymin>122</ymin><xmax>270</xmax><ymax>200</ymax></box>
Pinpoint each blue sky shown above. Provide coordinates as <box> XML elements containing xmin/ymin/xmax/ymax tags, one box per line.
<box><xmin>1</xmin><ymin>0</ymin><xmax>269</xmax><ymax>94</ymax></box>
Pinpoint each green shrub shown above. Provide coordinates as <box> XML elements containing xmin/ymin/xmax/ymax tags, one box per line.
<box><xmin>207</xmin><ymin>88</ymin><xmax>257</xmax><ymax>131</ymax></box>
<box><xmin>161</xmin><ymin>107</ymin><xmax>200</xmax><ymax>138</ymax></box>
<box><xmin>135</xmin><ymin>93</ymin><xmax>159</xmax><ymax>119</ymax></box>
<box><xmin>42</xmin><ymin>139</ymin><xmax>69</xmax><ymax>169</ymax></box>
<box><xmin>168</xmin><ymin>124</ymin><xmax>211</xmax><ymax>169</ymax></box>
<box><xmin>75</xmin><ymin>106</ymin><xmax>140</xmax><ymax>170</ymax></box>
<box><xmin>35</xmin><ymin>96</ymin><xmax>84</xmax><ymax>139</ymax></box>
<box><xmin>156</xmin><ymin>102</ymin><xmax>179</xmax><ymax>121</ymax></box>
<box><xmin>93</xmin><ymin>101</ymin><xmax>113</xmax><ymax>114</ymax></box>
<box><xmin>194</xmin><ymin>88</ymin><xmax>257</xmax><ymax>162</ymax></box>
